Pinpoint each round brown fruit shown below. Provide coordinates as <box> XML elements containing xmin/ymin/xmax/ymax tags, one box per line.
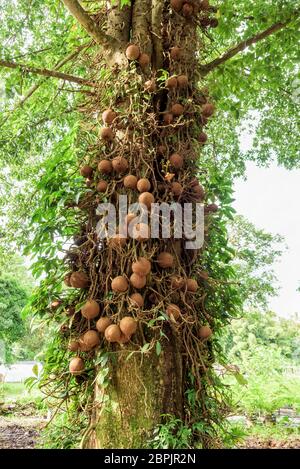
<box><xmin>177</xmin><ymin>75</ymin><xmax>188</xmax><ymax>88</ymax></box>
<box><xmin>68</xmin><ymin>340</ymin><xmax>80</xmax><ymax>352</ymax></box>
<box><xmin>126</xmin><ymin>44</ymin><xmax>140</xmax><ymax>61</ymax></box>
<box><xmin>202</xmin><ymin>103</ymin><xmax>215</xmax><ymax>118</ymax></box>
<box><xmin>171</xmin><ymin>182</ymin><xmax>183</xmax><ymax>196</ymax></box>
<box><xmin>210</xmin><ymin>18</ymin><xmax>219</xmax><ymax>28</ymax></box>
<box><xmin>138</xmin><ymin>192</ymin><xmax>154</xmax><ymax>209</ymax></box>
<box><xmin>198</xmin><ymin>132</ymin><xmax>208</xmax><ymax>143</ymax></box>
<box><xmin>171</xmin><ymin>103</ymin><xmax>184</xmax><ymax>117</ymax></box>
<box><xmin>166</xmin><ymin>76</ymin><xmax>178</xmax><ymax>89</ymax></box>
<box><xmin>144</xmin><ymin>79</ymin><xmax>156</xmax><ymax>92</ymax></box>
<box><xmin>69</xmin><ymin>357</ymin><xmax>85</xmax><ymax>375</ymax></box>
<box><xmin>130</xmin><ymin>273</ymin><xmax>147</xmax><ymax>289</ymax></box>
<box><xmin>157</xmin><ymin>145</ymin><xmax>167</xmax><ymax>155</ymax></box>
<box><xmin>124</xmin><ymin>175</ymin><xmax>138</xmax><ymax>189</ymax></box>
<box><xmin>112</xmin><ymin>156</ymin><xmax>129</xmax><ymax>174</ymax></box>
<box><xmin>82</xmin><ymin>330</ymin><xmax>100</xmax><ymax>349</ymax></box>
<box><xmin>96</xmin><ymin>180</ymin><xmax>108</xmax><ymax>193</ymax></box>
<box><xmin>199</xmin><ymin>325</ymin><xmax>212</xmax><ymax>339</ymax></box>
<box><xmin>111</xmin><ymin>276</ymin><xmax>129</xmax><ymax>293</ymax></box>
<box><xmin>129</xmin><ymin>293</ymin><xmax>144</xmax><ymax>308</ymax></box>
<box><xmin>105</xmin><ymin>324</ymin><xmax>122</xmax><ymax>343</ymax></box>
<box><xmin>169</xmin><ymin>153</ymin><xmax>184</xmax><ymax>170</ymax></box>
<box><xmin>171</xmin><ymin>0</ymin><xmax>184</xmax><ymax>12</ymax></box>
<box><xmin>81</xmin><ymin>299</ymin><xmax>100</xmax><ymax>320</ymax></box>
<box><xmin>192</xmin><ymin>184</ymin><xmax>205</xmax><ymax>200</ymax></box>
<box><xmin>99</xmin><ymin>127</ymin><xmax>114</xmax><ymax>141</ymax></box>
<box><xmin>205</xmin><ymin>203</ymin><xmax>218</xmax><ymax>214</ymax></box>
<box><xmin>132</xmin><ymin>257</ymin><xmax>151</xmax><ymax>276</ymax></box>
<box><xmin>186</xmin><ymin>278</ymin><xmax>198</xmax><ymax>292</ymax></box>
<box><xmin>138</xmin><ymin>53</ymin><xmax>150</xmax><ymax>67</ymax></box>
<box><xmin>182</xmin><ymin>3</ymin><xmax>193</xmax><ymax>17</ymax></box>
<box><xmin>200</xmin><ymin>0</ymin><xmax>210</xmax><ymax>10</ymax></box>
<box><xmin>170</xmin><ymin>46</ymin><xmax>182</xmax><ymax>61</ymax></box>
<box><xmin>166</xmin><ymin>304</ymin><xmax>181</xmax><ymax>320</ymax></box>
<box><xmin>80</xmin><ymin>165</ymin><xmax>93</xmax><ymax>178</ymax></box>
<box><xmin>132</xmin><ymin>223</ymin><xmax>150</xmax><ymax>242</ymax></box>
<box><xmin>157</xmin><ymin>252</ymin><xmax>174</xmax><ymax>269</ymax></box>
<box><xmin>96</xmin><ymin>317</ymin><xmax>112</xmax><ymax>333</ymax></box>
<box><xmin>120</xmin><ymin>316</ymin><xmax>138</xmax><ymax>337</ymax></box>
<box><xmin>137</xmin><ymin>178</ymin><xmax>151</xmax><ymax>193</ymax></box>
<box><xmin>98</xmin><ymin>160</ymin><xmax>113</xmax><ymax>174</ymax></box>
<box><xmin>163</xmin><ymin>113</ymin><xmax>174</xmax><ymax>125</ymax></box>
<box><xmin>102</xmin><ymin>109</ymin><xmax>117</xmax><ymax>125</ymax></box>
<box><xmin>171</xmin><ymin>276</ymin><xmax>186</xmax><ymax>289</ymax></box>
<box><xmin>70</xmin><ymin>271</ymin><xmax>89</xmax><ymax>289</ymax></box>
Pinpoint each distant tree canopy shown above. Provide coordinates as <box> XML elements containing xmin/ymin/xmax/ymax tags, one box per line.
<box><xmin>0</xmin><ymin>277</ymin><xmax>27</xmax><ymax>362</ymax></box>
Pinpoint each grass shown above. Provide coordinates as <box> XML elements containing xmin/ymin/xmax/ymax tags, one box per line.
<box><xmin>0</xmin><ymin>382</ymin><xmax>43</xmax><ymax>404</ymax></box>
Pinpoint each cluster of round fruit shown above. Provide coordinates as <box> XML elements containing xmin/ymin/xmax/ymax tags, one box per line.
<box><xmin>170</xmin><ymin>0</ymin><xmax>218</xmax><ymax>28</ymax></box>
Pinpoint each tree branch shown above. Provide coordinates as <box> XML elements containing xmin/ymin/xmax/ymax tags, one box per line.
<box><xmin>0</xmin><ymin>59</ymin><xmax>94</xmax><ymax>86</ymax></box>
<box><xmin>200</xmin><ymin>17</ymin><xmax>295</xmax><ymax>75</ymax></box>
<box><xmin>61</xmin><ymin>0</ymin><xmax>119</xmax><ymax>48</ymax></box>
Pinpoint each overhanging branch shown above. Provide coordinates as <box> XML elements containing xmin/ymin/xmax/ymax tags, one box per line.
<box><xmin>200</xmin><ymin>17</ymin><xmax>296</xmax><ymax>75</ymax></box>
<box><xmin>0</xmin><ymin>59</ymin><xmax>94</xmax><ymax>86</ymax></box>
<box><xmin>61</xmin><ymin>0</ymin><xmax>119</xmax><ymax>48</ymax></box>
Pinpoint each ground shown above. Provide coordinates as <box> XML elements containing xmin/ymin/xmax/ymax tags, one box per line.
<box><xmin>0</xmin><ymin>415</ymin><xmax>43</xmax><ymax>449</ymax></box>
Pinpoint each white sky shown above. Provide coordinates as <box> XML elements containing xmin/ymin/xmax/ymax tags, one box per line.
<box><xmin>234</xmin><ymin>162</ymin><xmax>300</xmax><ymax>318</ymax></box>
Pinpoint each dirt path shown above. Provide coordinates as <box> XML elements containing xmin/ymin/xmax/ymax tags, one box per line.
<box><xmin>239</xmin><ymin>436</ymin><xmax>300</xmax><ymax>449</ymax></box>
<box><xmin>0</xmin><ymin>416</ymin><xmax>44</xmax><ymax>449</ymax></box>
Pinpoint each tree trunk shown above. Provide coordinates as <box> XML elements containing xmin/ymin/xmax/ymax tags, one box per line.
<box><xmin>63</xmin><ymin>0</ymin><xmax>218</xmax><ymax>449</ymax></box>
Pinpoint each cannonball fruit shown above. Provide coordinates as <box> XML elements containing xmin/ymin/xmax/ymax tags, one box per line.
<box><xmin>100</xmin><ymin>127</ymin><xmax>114</xmax><ymax>141</ymax></box>
<box><xmin>157</xmin><ymin>252</ymin><xmax>174</xmax><ymax>268</ymax></box>
<box><xmin>199</xmin><ymin>325</ymin><xmax>212</xmax><ymax>339</ymax></box>
<box><xmin>170</xmin><ymin>46</ymin><xmax>182</xmax><ymax>61</ymax></box>
<box><xmin>186</xmin><ymin>278</ymin><xmax>198</xmax><ymax>292</ymax></box>
<box><xmin>200</xmin><ymin>0</ymin><xmax>210</xmax><ymax>10</ymax></box>
<box><xmin>125</xmin><ymin>213</ymin><xmax>137</xmax><ymax>225</ymax></box>
<box><xmin>80</xmin><ymin>165</ymin><xmax>93</xmax><ymax>178</ymax></box>
<box><xmin>126</xmin><ymin>44</ymin><xmax>140</xmax><ymax>61</ymax></box>
<box><xmin>120</xmin><ymin>317</ymin><xmax>137</xmax><ymax>337</ymax></box>
<box><xmin>81</xmin><ymin>300</ymin><xmax>100</xmax><ymax>319</ymax></box>
<box><xmin>96</xmin><ymin>317</ymin><xmax>112</xmax><ymax>333</ymax></box>
<box><xmin>202</xmin><ymin>103</ymin><xmax>215</xmax><ymax>117</ymax></box>
<box><xmin>171</xmin><ymin>103</ymin><xmax>184</xmax><ymax>116</ymax></box>
<box><xmin>102</xmin><ymin>109</ymin><xmax>117</xmax><ymax>125</ymax></box>
<box><xmin>171</xmin><ymin>0</ymin><xmax>184</xmax><ymax>12</ymax></box>
<box><xmin>166</xmin><ymin>76</ymin><xmax>178</xmax><ymax>89</ymax></box>
<box><xmin>169</xmin><ymin>153</ymin><xmax>184</xmax><ymax>169</ymax></box>
<box><xmin>177</xmin><ymin>75</ymin><xmax>188</xmax><ymax>88</ymax></box>
<box><xmin>144</xmin><ymin>79</ymin><xmax>156</xmax><ymax>92</ymax></box>
<box><xmin>182</xmin><ymin>3</ymin><xmax>193</xmax><ymax>17</ymax></box>
<box><xmin>82</xmin><ymin>330</ymin><xmax>100</xmax><ymax>349</ymax></box>
<box><xmin>105</xmin><ymin>324</ymin><xmax>122</xmax><ymax>342</ymax></box>
<box><xmin>139</xmin><ymin>192</ymin><xmax>154</xmax><ymax>209</ymax></box>
<box><xmin>138</xmin><ymin>53</ymin><xmax>150</xmax><ymax>67</ymax></box>
<box><xmin>124</xmin><ymin>175</ymin><xmax>138</xmax><ymax>189</ymax></box>
<box><xmin>109</xmin><ymin>234</ymin><xmax>126</xmax><ymax>249</ymax></box>
<box><xmin>132</xmin><ymin>257</ymin><xmax>151</xmax><ymax>276</ymax></box>
<box><xmin>98</xmin><ymin>160</ymin><xmax>113</xmax><ymax>174</ymax></box>
<box><xmin>130</xmin><ymin>273</ymin><xmax>147</xmax><ymax>289</ymax></box>
<box><xmin>198</xmin><ymin>132</ymin><xmax>208</xmax><ymax>143</ymax></box>
<box><xmin>166</xmin><ymin>304</ymin><xmax>181</xmax><ymax>320</ymax></box>
<box><xmin>137</xmin><ymin>178</ymin><xmax>151</xmax><ymax>193</ymax></box>
<box><xmin>112</xmin><ymin>156</ymin><xmax>128</xmax><ymax>174</ymax></box>
<box><xmin>171</xmin><ymin>276</ymin><xmax>186</xmax><ymax>289</ymax></box>
<box><xmin>96</xmin><ymin>180</ymin><xmax>108</xmax><ymax>193</ymax></box>
<box><xmin>111</xmin><ymin>276</ymin><xmax>129</xmax><ymax>293</ymax></box>
<box><xmin>163</xmin><ymin>113</ymin><xmax>174</xmax><ymax>125</ymax></box>
<box><xmin>171</xmin><ymin>182</ymin><xmax>183</xmax><ymax>196</ymax></box>
<box><xmin>69</xmin><ymin>357</ymin><xmax>85</xmax><ymax>375</ymax></box>
<box><xmin>70</xmin><ymin>272</ymin><xmax>89</xmax><ymax>289</ymax></box>
<box><xmin>64</xmin><ymin>273</ymin><xmax>72</xmax><ymax>287</ymax></box>
<box><xmin>129</xmin><ymin>293</ymin><xmax>144</xmax><ymax>308</ymax></box>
